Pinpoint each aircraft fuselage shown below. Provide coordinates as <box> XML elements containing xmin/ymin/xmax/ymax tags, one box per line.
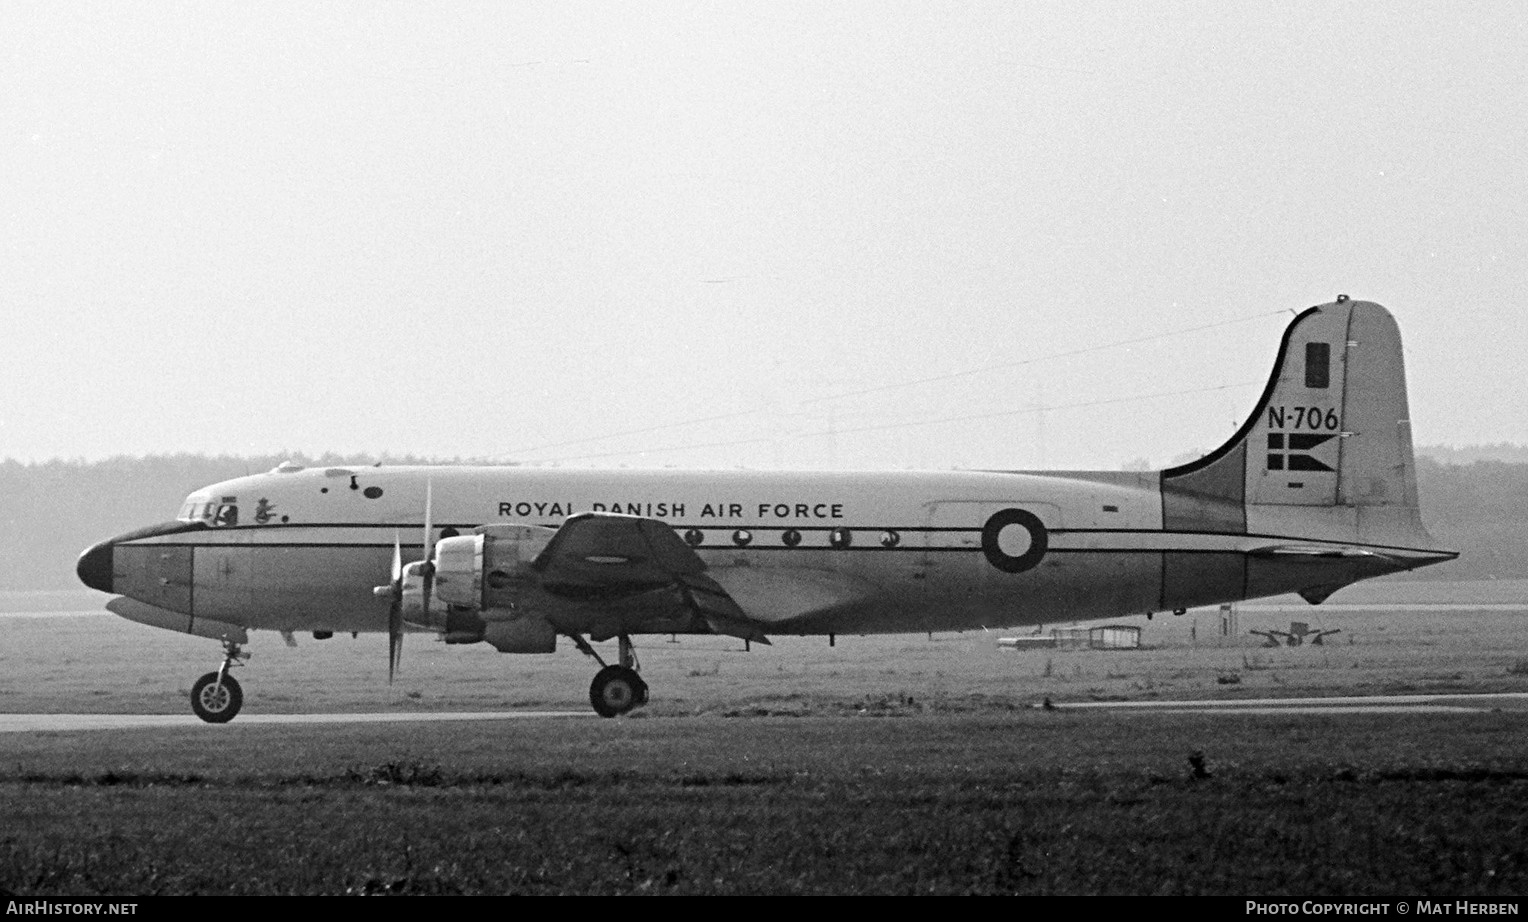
<box><xmin>79</xmin><ymin>464</ymin><xmax>1445</xmax><ymax>640</ymax></box>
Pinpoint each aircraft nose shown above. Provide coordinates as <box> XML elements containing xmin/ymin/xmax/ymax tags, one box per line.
<box><xmin>77</xmin><ymin>540</ymin><xmax>114</xmax><ymax>593</ymax></box>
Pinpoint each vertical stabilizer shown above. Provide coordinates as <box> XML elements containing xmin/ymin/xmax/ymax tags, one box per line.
<box><xmin>1161</xmin><ymin>298</ymin><xmax>1433</xmax><ymax>548</ymax></box>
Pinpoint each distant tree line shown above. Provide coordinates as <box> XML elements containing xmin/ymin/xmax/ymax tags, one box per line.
<box><xmin>1418</xmin><ymin>443</ymin><xmax>1528</xmax><ymax>465</ymax></box>
<box><xmin>0</xmin><ymin>450</ymin><xmax>1520</xmax><ymax>589</ymax></box>
<box><xmin>1404</xmin><ymin>455</ymin><xmax>1528</xmax><ymax>582</ymax></box>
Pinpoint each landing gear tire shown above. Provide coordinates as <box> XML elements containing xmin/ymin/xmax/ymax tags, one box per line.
<box><xmin>191</xmin><ymin>672</ymin><xmax>243</xmax><ymax>724</ymax></box>
<box><xmin>590</xmin><ymin>665</ymin><xmax>644</xmax><ymax>718</ymax></box>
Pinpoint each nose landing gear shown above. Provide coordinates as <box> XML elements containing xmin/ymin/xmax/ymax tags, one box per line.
<box><xmin>190</xmin><ymin>640</ymin><xmax>249</xmax><ymax>723</ymax></box>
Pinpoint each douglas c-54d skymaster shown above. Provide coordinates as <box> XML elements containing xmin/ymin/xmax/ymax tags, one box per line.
<box><xmin>77</xmin><ymin>298</ymin><xmax>1457</xmax><ymax>721</ymax></box>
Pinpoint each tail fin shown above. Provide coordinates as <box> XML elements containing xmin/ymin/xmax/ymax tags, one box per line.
<box><xmin>1161</xmin><ymin>297</ymin><xmax>1448</xmax><ymax>560</ymax></box>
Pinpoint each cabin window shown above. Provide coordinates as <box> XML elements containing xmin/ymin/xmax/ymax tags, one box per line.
<box><xmin>1305</xmin><ymin>342</ymin><xmax>1330</xmax><ymax>389</ymax></box>
<box><xmin>213</xmin><ymin>504</ymin><xmax>239</xmax><ymax>527</ymax></box>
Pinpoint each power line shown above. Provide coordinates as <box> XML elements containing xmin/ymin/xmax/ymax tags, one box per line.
<box><xmin>537</xmin><ymin>380</ymin><xmax>1258</xmax><ymax>464</ymax></box>
<box><xmin>528</xmin><ymin>434</ymin><xmax>776</xmax><ymax>465</ymax></box>
<box><xmin>497</xmin><ymin>306</ymin><xmax>1284</xmax><ymax>460</ymax></box>
<box><xmin>496</xmin><ymin>407</ymin><xmax>764</xmax><ymax>461</ymax></box>
<box><xmin>798</xmin><ymin>310</ymin><xmax>1285</xmax><ymax>405</ymax></box>
<box><xmin>819</xmin><ymin>381</ymin><xmax>1259</xmax><ymax>438</ymax></box>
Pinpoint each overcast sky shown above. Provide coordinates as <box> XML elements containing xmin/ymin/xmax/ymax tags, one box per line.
<box><xmin>4</xmin><ymin>2</ymin><xmax>1524</xmax><ymax>470</ymax></box>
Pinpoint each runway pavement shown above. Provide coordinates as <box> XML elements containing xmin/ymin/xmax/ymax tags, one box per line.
<box><xmin>0</xmin><ymin>710</ymin><xmax>596</xmax><ymax>732</ymax></box>
<box><xmin>1051</xmin><ymin>692</ymin><xmax>1528</xmax><ymax>714</ymax></box>
<box><xmin>3</xmin><ymin>693</ymin><xmax>1526</xmax><ymax>731</ymax></box>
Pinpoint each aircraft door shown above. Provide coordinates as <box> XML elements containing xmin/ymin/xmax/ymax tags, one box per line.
<box><xmin>194</xmin><ymin>546</ymin><xmax>256</xmax><ymax>622</ymax></box>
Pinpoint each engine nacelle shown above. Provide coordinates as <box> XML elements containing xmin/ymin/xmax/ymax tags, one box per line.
<box><xmin>432</xmin><ymin>524</ymin><xmax>558</xmax><ymax>612</ymax></box>
<box><xmin>481</xmin><ymin>617</ymin><xmax>557</xmax><ymax>654</ymax></box>
<box><xmin>425</xmin><ymin>524</ymin><xmax>560</xmax><ymax>653</ymax></box>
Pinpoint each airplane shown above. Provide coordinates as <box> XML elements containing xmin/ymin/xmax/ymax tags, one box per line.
<box><xmin>76</xmin><ymin>297</ymin><xmax>1457</xmax><ymax>722</ymax></box>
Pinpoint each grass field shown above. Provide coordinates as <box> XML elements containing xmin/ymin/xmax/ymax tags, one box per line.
<box><xmin>2</xmin><ymin>581</ymin><xmax>1527</xmax><ymax>895</ymax></box>
<box><xmin>3</xmin><ymin>713</ymin><xmax>1526</xmax><ymax>895</ymax></box>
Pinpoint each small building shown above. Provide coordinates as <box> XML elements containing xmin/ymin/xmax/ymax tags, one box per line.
<box><xmin>995</xmin><ymin>635</ymin><xmax>1057</xmax><ymax>650</ymax></box>
<box><xmin>1089</xmin><ymin>625</ymin><xmax>1141</xmax><ymax>649</ymax></box>
<box><xmin>1052</xmin><ymin>627</ymin><xmax>1093</xmax><ymax>649</ymax></box>
<box><xmin>997</xmin><ymin>625</ymin><xmax>1141</xmax><ymax>651</ymax></box>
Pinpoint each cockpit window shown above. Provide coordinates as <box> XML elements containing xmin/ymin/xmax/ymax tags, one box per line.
<box><xmin>179</xmin><ymin>500</ymin><xmax>237</xmax><ymax>526</ymax></box>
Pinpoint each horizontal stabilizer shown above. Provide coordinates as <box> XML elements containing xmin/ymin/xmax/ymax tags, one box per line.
<box><xmin>1249</xmin><ymin>543</ymin><xmax>1457</xmax><ymax>570</ymax></box>
<box><xmin>1248</xmin><ymin>544</ymin><xmax>1380</xmax><ymax>559</ymax></box>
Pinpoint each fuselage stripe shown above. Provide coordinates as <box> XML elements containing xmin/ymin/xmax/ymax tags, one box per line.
<box><xmin>132</xmin><ymin>521</ymin><xmax>1450</xmax><ymax>557</ymax></box>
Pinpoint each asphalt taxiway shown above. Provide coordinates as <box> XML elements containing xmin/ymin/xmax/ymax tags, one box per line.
<box><xmin>0</xmin><ymin>710</ymin><xmax>595</xmax><ymax>732</ymax></box>
<box><xmin>1053</xmin><ymin>692</ymin><xmax>1528</xmax><ymax>715</ymax></box>
<box><xmin>3</xmin><ymin>693</ymin><xmax>1526</xmax><ymax>732</ymax></box>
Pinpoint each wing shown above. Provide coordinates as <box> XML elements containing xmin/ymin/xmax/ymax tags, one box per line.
<box><xmin>529</xmin><ymin>513</ymin><xmax>756</xmax><ymax>638</ymax></box>
<box><xmin>528</xmin><ymin>513</ymin><xmax>874</xmax><ymax>642</ymax></box>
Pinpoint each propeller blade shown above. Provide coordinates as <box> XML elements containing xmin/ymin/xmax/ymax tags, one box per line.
<box><xmin>385</xmin><ymin>479</ymin><xmax>436</xmax><ymax>686</ymax></box>
<box><xmin>388</xmin><ymin>624</ymin><xmax>403</xmax><ymax>683</ymax></box>
<box><xmin>418</xmin><ymin>477</ymin><xmax>435</xmax><ymax>628</ymax></box>
<box><xmin>388</xmin><ymin>530</ymin><xmax>403</xmax><ymax>684</ymax></box>
<box><xmin>422</xmin><ymin>477</ymin><xmax>434</xmax><ymax>560</ymax></box>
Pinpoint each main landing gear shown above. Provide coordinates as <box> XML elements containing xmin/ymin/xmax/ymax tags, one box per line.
<box><xmin>572</xmin><ymin>634</ymin><xmax>649</xmax><ymax>718</ymax></box>
<box><xmin>190</xmin><ymin>640</ymin><xmax>248</xmax><ymax>724</ymax></box>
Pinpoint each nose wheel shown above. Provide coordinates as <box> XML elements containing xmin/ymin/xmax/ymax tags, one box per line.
<box><xmin>191</xmin><ymin>671</ymin><xmax>243</xmax><ymax>723</ymax></box>
<box><xmin>190</xmin><ymin>640</ymin><xmax>248</xmax><ymax>723</ymax></box>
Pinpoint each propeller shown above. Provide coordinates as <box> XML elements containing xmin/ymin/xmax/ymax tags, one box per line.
<box><xmin>372</xmin><ymin>531</ymin><xmax>407</xmax><ymax>683</ymax></box>
<box><xmin>373</xmin><ymin>478</ymin><xmax>434</xmax><ymax>684</ymax></box>
<box><xmin>387</xmin><ymin>533</ymin><xmax>404</xmax><ymax>681</ymax></box>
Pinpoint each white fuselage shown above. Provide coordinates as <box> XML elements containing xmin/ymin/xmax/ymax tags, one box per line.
<box><xmin>90</xmin><ymin>463</ymin><xmax>1442</xmax><ymax>640</ymax></box>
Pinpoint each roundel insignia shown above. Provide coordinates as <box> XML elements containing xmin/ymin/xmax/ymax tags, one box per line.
<box><xmin>981</xmin><ymin>508</ymin><xmax>1048</xmax><ymax>574</ymax></box>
